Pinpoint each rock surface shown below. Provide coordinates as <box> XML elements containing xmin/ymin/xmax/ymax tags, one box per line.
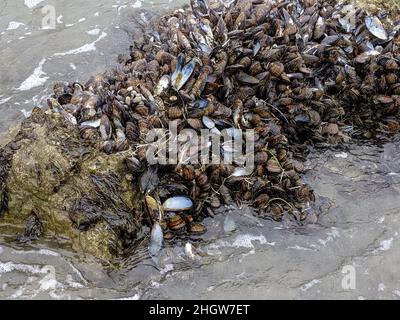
<box><xmin>0</xmin><ymin>108</ymin><xmax>143</xmax><ymax>261</ymax></box>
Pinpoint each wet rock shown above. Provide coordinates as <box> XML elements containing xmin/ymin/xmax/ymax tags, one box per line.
<box><xmin>0</xmin><ymin>108</ymin><xmax>143</xmax><ymax>260</ymax></box>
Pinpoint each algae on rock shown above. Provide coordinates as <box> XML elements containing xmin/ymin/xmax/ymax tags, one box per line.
<box><xmin>0</xmin><ymin>108</ymin><xmax>143</xmax><ymax>261</ymax></box>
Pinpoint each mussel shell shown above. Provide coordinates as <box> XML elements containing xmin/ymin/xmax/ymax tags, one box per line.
<box><xmin>365</xmin><ymin>16</ymin><xmax>388</xmax><ymax>41</ymax></box>
<box><xmin>149</xmin><ymin>223</ymin><xmax>164</xmax><ymax>255</ymax></box>
<box><xmin>58</xmin><ymin>93</ymin><xmax>72</xmax><ymax>105</ymax></box>
<box><xmin>126</xmin><ymin>156</ymin><xmax>144</xmax><ymax>173</ymax></box>
<box><xmin>0</xmin><ymin>190</ymin><xmax>8</xmax><ymax>215</ymax></box>
<box><xmin>163</xmin><ymin>196</ymin><xmax>194</xmax><ymax>211</ymax></box>
<box><xmin>154</xmin><ymin>75</ymin><xmax>171</xmax><ymax>96</ymax></box>
<box><xmin>202</xmin><ymin>116</ymin><xmax>215</xmax><ymax>129</ymax></box>
<box><xmin>189</xmin><ymin>222</ymin><xmax>207</xmax><ymax>235</ymax></box>
<box><xmin>187</xmin><ymin>118</ymin><xmax>204</xmax><ymax>130</ymax></box>
<box><xmin>236</xmin><ymin>71</ymin><xmax>260</xmax><ymax>84</ymax></box>
<box><xmin>172</xmin><ymin>59</ymin><xmax>196</xmax><ymax>90</ymax></box>
<box><xmin>80</xmin><ymin>118</ymin><xmax>101</xmax><ymax>128</ymax></box>
<box><xmin>163</xmin><ymin>231</ymin><xmax>175</xmax><ymax>241</ymax></box>
<box><xmin>267</xmin><ymin>159</ymin><xmax>282</xmax><ymax>174</ymax></box>
<box><xmin>140</xmin><ymin>166</ymin><xmax>159</xmax><ymax>194</ymax></box>
<box><xmin>167</xmin><ymin>214</ymin><xmax>186</xmax><ymax>231</ymax></box>
<box><xmin>151</xmin><ymin>223</ymin><xmax>163</xmax><ymax>245</ymax></box>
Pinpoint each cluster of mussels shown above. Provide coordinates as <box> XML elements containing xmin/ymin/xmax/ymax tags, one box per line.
<box><xmin>48</xmin><ymin>0</ymin><xmax>399</xmax><ymax>238</ymax></box>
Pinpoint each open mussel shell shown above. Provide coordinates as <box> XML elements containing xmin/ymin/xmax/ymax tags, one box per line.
<box><xmin>171</xmin><ymin>56</ymin><xmax>196</xmax><ymax>90</ymax></box>
<box><xmin>365</xmin><ymin>16</ymin><xmax>388</xmax><ymax>41</ymax></box>
<box><xmin>163</xmin><ymin>196</ymin><xmax>194</xmax><ymax>212</ymax></box>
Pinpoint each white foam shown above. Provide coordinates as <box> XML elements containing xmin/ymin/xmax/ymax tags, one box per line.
<box><xmin>117</xmin><ymin>5</ymin><xmax>128</xmax><ymax>14</ymax></box>
<box><xmin>140</xmin><ymin>12</ymin><xmax>148</xmax><ymax>23</ymax></box>
<box><xmin>378</xmin><ymin>238</ymin><xmax>393</xmax><ymax>251</ymax></box>
<box><xmin>11</xmin><ymin>287</ymin><xmax>26</xmax><ymax>299</ymax></box>
<box><xmin>0</xmin><ymin>261</ymin><xmax>43</xmax><ymax>274</ymax></box>
<box><xmin>53</xmin><ymin>31</ymin><xmax>107</xmax><ymax>56</ymax></box>
<box><xmin>7</xmin><ymin>21</ymin><xmax>25</xmax><ymax>30</ymax></box>
<box><xmin>160</xmin><ymin>264</ymin><xmax>174</xmax><ymax>275</ymax></box>
<box><xmin>69</xmin><ymin>63</ymin><xmax>76</xmax><ymax>70</ymax></box>
<box><xmin>378</xmin><ymin>283</ymin><xmax>386</xmax><ymax>291</ymax></box>
<box><xmin>21</xmin><ymin>109</ymin><xmax>32</xmax><ymax>118</ymax></box>
<box><xmin>65</xmin><ymin>274</ymin><xmax>84</xmax><ymax>289</ymax></box>
<box><xmin>94</xmin><ymin>12</ymin><xmax>99</xmax><ymax>17</ymax></box>
<box><xmin>57</xmin><ymin>15</ymin><xmax>63</xmax><ymax>24</ymax></box>
<box><xmin>132</xmin><ymin>1</ymin><xmax>142</xmax><ymax>8</ymax></box>
<box><xmin>232</xmin><ymin>234</ymin><xmax>270</xmax><ymax>249</ymax></box>
<box><xmin>318</xmin><ymin>227</ymin><xmax>340</xmax><ymax>246</ymax></box>
<box><xmin>39</xmin><ymin>276</ymin><xmax>58</xmax><ymax>291</ymax></box>
<box><xmin>335</xmin><ymin>152</ymin><xmax>348</xmax><ymax>159</ymax></box>
<box><xmin>78</xmin><ymin>18</ymin><xmax>86</xmax><ymax>23</ymax></box>
<box><xmin>87</xmin><ymin>28</ymin><xmax>101</xmax><ymax>36</ymax></box>
<box><xmin>12</xmin><ymin>248</ymin><xmax>59</xmax><ymax>256</ymax></box>
<box><xmin>300</xmin><ymin>279</ymin><xmax>321</xmax><ymax>292</ymax></box>
<box><xmin>0</xmin><ymin>96</ymin><xmax>12</xmax><ymax>105</ymax></box>
<box><xmin>288</xmin><ymin>245</ymin><xmax>314</xmax><ymax>251</ymax></box>
<box><xmin>116</xmin><ymin>293</ymin><xmax>141</xmax><ymax>300</ymax></box>
<box><xmin>24</xmin><ymin>0</ymin><xmax>45</xmax><ymax>9</ymax></box>
<box><xmin>16</xmin><ymin>58</ymin><xmax>49</xmax><ymax>91</ymax></box>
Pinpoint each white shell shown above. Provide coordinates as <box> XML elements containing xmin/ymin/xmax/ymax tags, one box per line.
<box><xmin>154</xmin><ymin>75</ymin><xmax>171</xmax><ymax>96</ymax></box>
<box><xmin>365</xmin><ymin>16</ymin><xmax>388</xmax><ymax>41</ymax></box>
<box><xmin>185</xmin><ymin>243</ymin><xmax>195</xmax><ymax>259</ymax></box>
<box><xmin>64</xmin><ymin>113</ymin><xmax>77</xmax><ymax>126</ymax></box>
<box><xmin>163</xmin><ymin>196</ymin><xmax>194</xmax><ymax>211</ymax></box>
<box><xmin>202</xmin><ymin>116</ymin><xmax>215</xmax><ymax>129</ymax></box>
<box><xmin>149</xmin><ymin>223</ymin><xmax>163</xmax><ymax>256</ymax></box>
<box><xmin>81</xmin><ymin>118</ymin><xmax>101</xmax><ymax>128</ymax></box>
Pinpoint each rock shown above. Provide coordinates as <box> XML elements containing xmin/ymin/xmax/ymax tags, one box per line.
<box><xmin>0</xmin><ymin>108</ymin><xmax>143</xmax><ymax>261</ymax></box>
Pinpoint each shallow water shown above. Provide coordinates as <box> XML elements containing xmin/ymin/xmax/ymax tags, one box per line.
<box><xmin>1</xmin><ymin>1</ymin><xmax>400</xmax><ymax>300</ymax></box>
<box><xmin>0</xmin><ymin>0</ymin><xmax>185</xmax><ymax>137</ymax></box>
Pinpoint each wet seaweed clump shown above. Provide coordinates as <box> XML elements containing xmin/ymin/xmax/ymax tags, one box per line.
<box><xmin>0</xmin><ymin>0</ymin><xmax>399</xmax><ymax>258</ymax></box>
